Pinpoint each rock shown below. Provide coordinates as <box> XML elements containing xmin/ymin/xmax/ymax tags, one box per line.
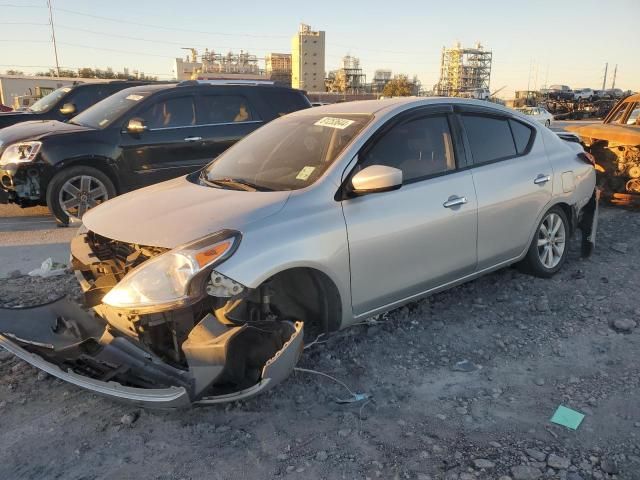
<box><xmin>600</xmin><ymin>458</ymin><xmax>619</xmax><ymax>474</ymax></box>
<box><xmin>459</xmin><ymin>474</ymin><xmax>475</xmax><ymax>480</ymax></box>
<box><xmin>611</xmin><ymin>242</ymin><xmax>628</xmax><ymax>253</ymax></box>
<box><xmin>489</xmin><ymin>441</ymin><xmax>502</xmax><ymax>448</ymax></box>
<box><xmin>315</xmin><ymin>451</ymin><xmax>328</xmax><ymax>462</ymax></box>
<box><xmin>534</xmin><ymin>378</ymin><xmax>545</xmax><ymax>386</ymax></box>
<box><xmin>0</xmin><ymin>350</ymin><xmax>12</xmax><ymax>362</ymax></box>
<box><xmin>535</xmin><ymin>297</ymin><xmax>550</xmax><ymax>312</ymax></box>
<box><xmin>474</xmin><ymin>458</ymin><xmax>495</xmax><ymax>469</ymax></box>
<box><xmin>499</xmin><ymin>477</ymin><xmax>513</xmax><ymax>480</ymax></box>
<box><xmin>119</xmin><ymin>412</ymin><xmax>138</xmax><ymax>427</ymax></box>
<box><xmin>36</xmin><ymin>370</ymin><xmax>48</xmax><ymax>381</ymax></box>
<box><xmin>567</xmin><ymin>473</ymin><xmax>585</xmax><ymax>480</ymax></box>
<box><xmin>547</xmin><ymin>454</ymin><xmax>570</xmax><ymax>469</ymax></box>
<box><xmin>511</xmin><ymin>465</ymin><xmax>542</xmax><ymax>480</ymax></box>
<box><xmin>286</xmin><ymin>465</ymin><xmax>295</xmax><ymax>473</ymax></box>
<box><xmin>277</xmin><ymin>453</ymin><xmax>289</xmax><ymax>461</ymax></box>
<box><xmin>338</xmin><ymin>428</ymin><xmax>351</xmax><ymax>437</ymax></box>
<box><xmin>452</xmin><ymin>360</ymin><xmax>477</xmax><ymax>372</ymax></box>
<box><xmin>611</xmin><ymin>318</ymin><xmax>637</xmax><ymax>333</ymax></box>
<box><xmin>525</xmin><ymin>448</ymin><xmax>547</xmax><ymax>462</ymax></box>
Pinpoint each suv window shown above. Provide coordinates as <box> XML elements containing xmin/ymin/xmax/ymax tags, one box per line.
<box><xmin>360</xmin><ymin>115</ymin><xmax>456</xmax><ymax>182</ymax></box>
<box><xmin>625</xmin><ymin>103</ymin><xmax>640</xmax><ymax>125</ymax></box>
<box><xmin>262</xmin><ymin>90</ymin><xmax>310</xmax><ymax>117</ymax></box>
<box><xmin>139</xmin><ymin>96</ymin><xmax>196</xmax><ymax>129</ymax></box>
<box><xmin>65</xmin><ymin>85</ymin><xmax>110</xmax><ymax>112</ymax></box>
<box><xmin>462</xmin><ymin>115</ymin><xmax>517</xmax><ymax>164</ymax></box>
<box><xmin>197</xmin><ymin>95</ymin><xmax>260</xmax><ymax>125</ymax></box>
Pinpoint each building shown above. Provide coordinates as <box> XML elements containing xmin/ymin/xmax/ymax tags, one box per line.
<box><xmin>371</xmin><ymin>69</ymin><xmax>392</xmax><ymax>94</ymax></box>
<box><xmin>291</xmin><ymin>23</ymin><xmax>325</xmax><ymax>92</ymax></box>
<box><xmin>265</xmin><ymin>53</ymin><xmax>292</xmax><ymax>87</ymax></box>
<box><xmin>434</xmin><ymin>42</ymin><xmax>492</xmax><ymax>97</ymax></box>
<box><xmin>326</xmin><ymin>55</ymin><xmax>366</xmax><ymax>94</ymax></box>
<box><xmin>173</xmin><ymin>48</ymin><xmax>267</xmax><ymax>81</ymax></box>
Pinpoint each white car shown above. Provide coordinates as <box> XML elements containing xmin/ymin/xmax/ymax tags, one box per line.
<box><xmin>515</xmin><ymin>106</ymin><xmax>554</xmax><ymax>127</ymax></box>
<box><xmin>574</xmin><ymin>88</ymin><xmax>595</xmax><ymax>101</ymax></box>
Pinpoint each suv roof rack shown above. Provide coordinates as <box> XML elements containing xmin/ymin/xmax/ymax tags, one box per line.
<box><xmin>177</xmin><ymin>79</ymin><xmax>276</xmax><ymax>87</ymax></box>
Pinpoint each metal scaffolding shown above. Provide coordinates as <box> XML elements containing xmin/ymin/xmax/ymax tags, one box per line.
<box><xmin>435</xmin><ymin>42</ymin><xmax>492</xmax><ymax>97</ymax></box>
<box><xmin>326</xmin><ymin>55</ymin><xmax>367</xmax><ymax>94</ymax></box>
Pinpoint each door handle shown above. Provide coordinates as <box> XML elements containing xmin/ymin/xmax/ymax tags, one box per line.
<box><xmin>534</xmin><ymin>174</ymin><xmax>551</xmax><ymax>185</ymax></box>
<box><xmin>184</xmin><ymin>136</ymin><xmax>202</xmax><ymax>142</ymax></box>
<box><xmin>443</xmin><ymin>195</ymin><xmax>468</xmax><ymax>208</ymax></box>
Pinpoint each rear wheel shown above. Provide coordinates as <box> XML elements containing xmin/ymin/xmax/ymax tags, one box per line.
<box><xmin>46</xmin><ymin>166</ymin><xmax>116</xmax><ymax>225</ymax></box>
<box><xmin>519</xmin><ymin>206</ymin><xmax>569</xmax><ymax>278</ymax></box>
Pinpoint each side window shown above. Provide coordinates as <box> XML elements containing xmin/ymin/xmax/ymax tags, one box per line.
<box><xmin>65</xmin><ymin>87</ymin><xmax>102</xmax><ymax>112</ymax></box>
<box><xmin>607</xmin><ymin>102</ymin><xmax>630</xmax><ymax>124</ymax></box>
<box><xmin>461</xmin><ymin>115</ymin><xmax>516</xmax><ymax>164</ymax></box>
<box><xmin>138</xmin><ymin>96</ymin><xmax>196</xmax><ymax>129</ymax></box>
<box><xmin>263</xmin><ymin>91</ymin><xmax>310</xmax><ymax>117</ymax></box>
<box><xmin>360</xmin><ymin>115</ymin><xmax>456</xmax><ymax>182</ymax></box>
<box><xmin>625</xmin><ymin>103</ymin><xmax>640</xmax><ymax>125</ymax></box>
<box><xmin>508</xmin><ymin>119</ymin><xmax>534</xmax><ymax>154</ymax></box>
<box><xmin>197</xmin><ymin>95</ymin><xmax>260</xmax><ymax>125</ymax></box>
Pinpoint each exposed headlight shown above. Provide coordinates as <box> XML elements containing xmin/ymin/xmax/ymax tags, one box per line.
<box><xmin>0</xmin><ymin>141</ymin><xmax>42</xmax><ymax>166</ymax></box>
<box><xmin>102</xmin><ymin>230</ymin><xmax>240</xmax><ymax>311</ymax></box>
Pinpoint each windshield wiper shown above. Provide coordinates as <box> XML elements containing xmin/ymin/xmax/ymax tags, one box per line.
<box><xmin>201</xmin><ymin>175</ymin><xmax>273</xmax><ymax>192</ymax></box>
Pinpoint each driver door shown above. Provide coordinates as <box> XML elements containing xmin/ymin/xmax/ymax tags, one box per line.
<box><xmin>341</xmin><ymin>109</ymin><xmax>478</xmax><ymax>316</ymax></box>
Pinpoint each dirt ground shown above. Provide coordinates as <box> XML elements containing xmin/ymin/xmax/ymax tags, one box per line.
<box><xmin>0</xmin><ymin>206</ymin><xmax>639</xmax><ymax>480</ymax></box>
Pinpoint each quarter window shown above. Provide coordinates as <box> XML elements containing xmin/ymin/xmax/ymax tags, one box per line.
<box><xmin>360</xmin><ymin>115</ymin><xmax>456</xmax><ymax>182</ymax></box>
<box><xmin>139</xmin><ymin>96</ymin><xmax>196</xmax><ymax>129</ymax></box>
<box><xmin>198</xmin><ymin>95</ymin><xmax>259</xmax><ymax>125</ymax></box>
<box><xmin>509</xmin><ymin>119</ymin><xmax>534</xmax><ymax>154</ymax></box>
<box><xmin>462</xmin><ymin>115</ymin><xmax>517</xmax><ymax>164</ymax></box>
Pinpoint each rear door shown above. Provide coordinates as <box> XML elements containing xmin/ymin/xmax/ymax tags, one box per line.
<box><xmin>458</xmin><ymin>108</ymin><xmax>552</xmax><ymax>269</ymax></box>
<box><xmin>195</xmin><ymin>92</ymin><xmax>264</xmax><ymax>163</ymax></box>
<box><xmin>342</xmin><ymin>107</ymin><xmax>478</xmax><ymax>316</ymax></box>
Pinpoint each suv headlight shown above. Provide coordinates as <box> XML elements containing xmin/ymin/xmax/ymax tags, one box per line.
<box><xmin>0</xmin><ymin>141</ymin><xmax>42</xmax><ymax>166</ymax></box>
<box><xmin>102</xmin><ymin>230</ymin><xmax>241</xmax><ymax>311</ymax></box>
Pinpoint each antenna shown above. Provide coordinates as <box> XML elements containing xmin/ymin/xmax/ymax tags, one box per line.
<box><xmin>601</xmin><ymin>62</ymin><xmax>608</xmax><ymax>91</ymax></box>
<box><xmin>611</xmin><ymin>64</ymin><xmax>617</xmax><ymax>89</ymax></box>
<box><xmin>47</xmin><ymin>0</ymin><xmax>61</xmax><ymax>77</ymax></box>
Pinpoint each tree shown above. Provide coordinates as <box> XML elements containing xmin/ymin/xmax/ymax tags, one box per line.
<box><xmin>5</xmin><ymin>69</ymin><xmax>24</xmax><ymax>75</ymax></box>
<box><xmin>382</xmin><ymin>75</ymin><xmax>413</xmax><ymax>97</ymax></box>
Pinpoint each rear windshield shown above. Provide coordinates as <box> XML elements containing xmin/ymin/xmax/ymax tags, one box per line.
<box><xmin>70</xmin><ymin>89</ymin><xmax>154</xmax><ymax>129</ymax></box>
<box><xmin>203</xmin><ymin>113</ymin><xmax>371</xmax><ymax>191</ymax></box>
<box><xmin>28</xmin><ymin>86</ymin><xmax>72</xmax><ymax>113</ymax></box>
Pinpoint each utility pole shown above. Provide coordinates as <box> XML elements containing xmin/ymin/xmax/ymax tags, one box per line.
<box><xmin>47</xmin><ymin>0</ymin><xmax>61</xmax><ymax>77</ymax></box>
<box><xmin>601</xmin><ymin>62</ymin><xmax>608</xmax><ymax>91</ymax></box>
<box><xmin>611</xmin><ymin>64</ymin><xmax>618</xmax><ymax>89</ymax></box>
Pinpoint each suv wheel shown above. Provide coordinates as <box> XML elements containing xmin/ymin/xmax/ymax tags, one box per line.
<box><xmin>46</xmin><ymin>166</ymin><xmax>116</xmax><ymax>225</ymax></box>
<box><xmin>519</xmin><ymin>206</ymin><xmax>569</xmax><ymax>278</ymax></box>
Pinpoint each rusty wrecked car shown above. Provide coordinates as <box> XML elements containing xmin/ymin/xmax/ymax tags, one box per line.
<box><xmin>0</xmin><ymin>98</ymin><xmax>598</xmax><ymax>407</ymax></box>
<box><xmin>566</xmin><ymin>93</ymin><xmax>640</xmax><ymax>205</ymax></box>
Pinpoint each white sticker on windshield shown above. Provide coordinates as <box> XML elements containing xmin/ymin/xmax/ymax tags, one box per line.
<box><xmin>98</xmin><ymin>119</ymin><xmax>109</xmax><ymax>126</ymax></box>
<box><xmin>126</xmin><ymin>94</ymin><xmax>144</xmax><ymax>101</ymax></box>
<box><xmin>296</xmin><ymin>166</ymin><xmax>316</xmax><ymax>181</ymax></box>
<box><xmin>314</xmin><ymin>117</ymin><xmax>355</xmax><ymax>129</ymax></box>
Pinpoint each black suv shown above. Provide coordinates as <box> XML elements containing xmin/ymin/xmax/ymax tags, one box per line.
<box><xmin>0</xmin><ymin>81</ymin><xmax>151</xmax><ymax>130</ymax></box>
<box><xmin>0</xmin><ymin>81</ymin><xmax>310</xmax><ymax>224</ymax></box>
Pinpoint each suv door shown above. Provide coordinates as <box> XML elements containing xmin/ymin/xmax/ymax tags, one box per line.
<box><xmin>195</xmin><ymin>92</ymin><xmax>264</xmax><ymax>161</ymax></box>
<box><xmin>458</xmin><ymin>109</ymin><xmax>552</xmax><ymax>269</ymax></box>
<box><xmin>120</xmin><ymin>93</ymin><xmax>204</xmax><ymax>186</ymax></box>
<box><xmin>341</xmin><ymin>108</ymin><xmax>478</xmax><ymax>316</ymax></box>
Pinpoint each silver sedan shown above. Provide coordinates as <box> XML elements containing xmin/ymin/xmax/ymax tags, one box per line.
<box><xmin>0</xmin><ymin>98</ymin><xmax>598</xmax><ymax>407</ymax></box>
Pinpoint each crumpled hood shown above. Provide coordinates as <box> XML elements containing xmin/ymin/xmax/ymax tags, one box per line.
<box><xmin>82</xmin><ymin>175</ymin><xmax>291</xmax><ymax>248</ymax></box>
<box><xmin>0</xmin><ymin>120</ymin><xmax>92</xmax><ymax>147</ymax></box>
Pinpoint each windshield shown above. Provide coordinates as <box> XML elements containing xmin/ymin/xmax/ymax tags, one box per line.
<box><xmin>29</xmin><ymin>86</ymin><xmax>72</xmax><ymax>113</ymax></box>
<box><xmin>203</xmin><ymin>113</ymin><xmax>372</xmax><ymax>191</ymax></box>
<box><xmin>70</xmin><ymin>89</ymin><xmax>153</xmax><ymax>129</ymax></box>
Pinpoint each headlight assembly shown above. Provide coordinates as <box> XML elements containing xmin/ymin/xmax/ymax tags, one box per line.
<box><xmin>0</xmin><ymin>141</ymin><xmax>42</xmax><ymax>166</ymax></box>
<box><xmin>102</xmin><ymin>230</ymin><xmax>241</xmax><ymax>311</ymax></box>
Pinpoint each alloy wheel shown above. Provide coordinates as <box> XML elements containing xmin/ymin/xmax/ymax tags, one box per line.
<box><xmin>58</xmin><ymin>175</ymin><xmax>109</xmax><ymax>222</ymax></box>
<box><xmin>536</xmin><ymin>212</ymin><xmax>566</xmax><ymax>269</ymax></box>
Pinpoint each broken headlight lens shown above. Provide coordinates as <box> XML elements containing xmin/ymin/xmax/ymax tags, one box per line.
<box><xmin>102</xmin><ymin>231</ymin><xmax>240</xmax><ymax>311</ymax></box>
<box><xmin>0</xmin><ymin>141</ymin><xmax>42</xmax><ymax>166</ymax></box>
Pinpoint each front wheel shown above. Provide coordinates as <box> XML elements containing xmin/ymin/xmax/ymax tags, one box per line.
<box><xmin>46</xmin><ymin>165</ymin><xmax>116</xmax><ymax>225</ymax></box>
<box><xmin>519</xmin><ymin>206</ymin><xmax>569</xmax><ymax>278</ymax></box>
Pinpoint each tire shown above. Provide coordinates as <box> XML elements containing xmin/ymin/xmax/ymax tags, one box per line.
<box><xmin>519</xmin><ymin>206</ymin><xmax>569</xmax><ymax>278</ymax></box>
<box><xmin>46</xmin><ymin>165</ymin><xmax>116</xmax><ymax>226</ymax></box>
<box><xmin>544</xmin><ymin>119</ymin><xmax>551</xmax><ymax>128</ymax></box>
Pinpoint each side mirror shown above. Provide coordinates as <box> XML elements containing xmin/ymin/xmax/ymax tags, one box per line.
<box><xmin>59</xmin><ymin>103</ymin><xmax>76</xmax><ymax>116</ymax></box>
<box><xmin>351</xmin><ymin>165</ymin><xmax>402</xmax><ymax>195</ymax></box>
<box><xmin>126</xmin><ymin>118</ymin><xmax>147</xmax><ymax>134</ymax></box>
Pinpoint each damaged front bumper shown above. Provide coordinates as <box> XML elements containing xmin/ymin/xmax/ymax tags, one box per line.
<box><xmin>0</xmin><ymin>292</ymin><xmax>303</xmax><ymax>408</ymax></box>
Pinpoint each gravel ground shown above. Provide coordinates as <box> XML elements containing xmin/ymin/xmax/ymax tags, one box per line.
<box><xmin>0</xmin><ymin>206</ymin><xmax>639</xmax><ymax>480</ymax></box>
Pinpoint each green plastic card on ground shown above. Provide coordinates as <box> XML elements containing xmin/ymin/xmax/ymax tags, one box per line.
<box><xmin>550</xmin><ymin>405</ymin><xmax>585</xmax><ymax>430</ymax></box>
